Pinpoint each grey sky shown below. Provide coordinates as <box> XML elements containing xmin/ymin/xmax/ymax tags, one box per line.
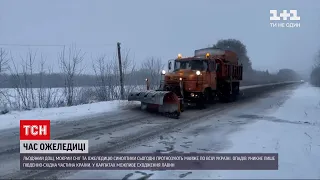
<box><xmin>0</xmin><ymin>0</ymin><xmax>319</xmax><ymax>75</ymax></box>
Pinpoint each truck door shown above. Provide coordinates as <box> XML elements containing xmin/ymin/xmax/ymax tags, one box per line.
<box><xmin>209</xmin><ymin>61</ymin><xmax>217</xmax><ymax>89</ymax></box>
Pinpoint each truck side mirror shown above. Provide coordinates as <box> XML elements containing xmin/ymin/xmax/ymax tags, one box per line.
<box><xmin>168</xmin><ymin>62</ymin><xmax>172</xmax><ymax>70</ymax></box>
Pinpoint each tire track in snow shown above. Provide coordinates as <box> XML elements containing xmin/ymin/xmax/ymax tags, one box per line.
<box><xmin>0</xmin><ymin>112</ymin><xmax>151</xmax><ymax>156</ymax></box>
<box><xmin>0</xmin><ymin>110</ymin><xmax>131</xmax><ymax>154</ymax></box>
<box><xmin>0</xmin><ymin>114</ymin><xmax>174</xmax><ymax>178</ymax></box>
<box><xmin>14</xmin><ymin>93</ymin><xmax>275</xmax><ymax>180</ymax></box>
<box><xmin>2</xmin><ymin>83</ymin><xmax>301</xmax><ymax>179</ymax></box>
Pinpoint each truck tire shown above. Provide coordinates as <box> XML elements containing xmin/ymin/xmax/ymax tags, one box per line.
<box><xmin>220</xmin><ymin>92</ymin><xmax>233</xmax><ymax>103</ymax></box>
<box><xmin>232</xmin><ymin>82</ymin><xmax>240</xmax><ymax>101</ymax></box>
<box><xmin>205</xmin><ymin>88</ymin><xmax>215</xmax><ymax>104</ymax></box>
<box><xmin>196</xmin><ymin>90</ymin><xmax>209</xmax><ymax>109</ymax></box>
<box><xmin>219</xmin><ymin>83</ymin><xmax>235</xmax><ymax>103</ymax></box>
<box><xmin>180</xmin><ymin>101</ymin><xmax>185</xmax><ymax>112</ymax></box>
<box><xmin>232</xmin><ymin>82</ymin><xmax>240</xmax><ymax>94</ymax></box>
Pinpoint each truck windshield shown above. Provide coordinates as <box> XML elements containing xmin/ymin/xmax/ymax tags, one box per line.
<box><xmin>174</xmin><ymin>60</ymin><xmax>207</xmax><ymax>71</ymax></box>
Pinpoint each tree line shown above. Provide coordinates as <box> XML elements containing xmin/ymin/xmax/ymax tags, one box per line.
<box><xmin>212</xmin><ymin>39</ymin><xmax>301</xmax><ymax>85</ymax></box>
<box><xmin>310</xmin><ymin>50</ymin><xmax>320</xmax><ymax>86</ymax></box>
<box><xmin>0</xmin><ymin>39</ymin><xmax>301</xmax><ymax>112</ymax></box>
<box><xmin>0</xmin><ymin>39</ymin><xmax>301</xmax><ymax>88</ymax></box>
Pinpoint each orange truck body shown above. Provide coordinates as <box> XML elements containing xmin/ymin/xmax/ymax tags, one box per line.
<box><xmin>163</xmin><ymin>48</ymin><xmax>243</xmax><ymax>104</ymax></box>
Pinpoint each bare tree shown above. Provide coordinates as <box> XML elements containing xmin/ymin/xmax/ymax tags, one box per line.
<box><xmin>59</xmin><ymin>45</ymin><xmax>85</xmax><ymax>106</ymax></box>
<box><xmin>112</xmin><ymin>49</ymin><xmax>136</xmax><ymax>98</ymax></box>
<box><xmin>37</xmin><ymin>54</ymin><xmax>62</xmax><ymax>108</ymax></box>
<box><xmin>0</xmin><ymin>48</ymin><xmax>9</xmax><ymax>73</ymax></box>
<box><xmin>142</xmin><ymin>57</ymin><xmax>164</xmax><ymax>89</ymax></box>
<box><xmin>10</xmin><ymin>50</ymin><xmax>37</xmax><ymax>110</ymax></box>
<box><xmin>313</xmin><ymin>49</ymin><xmax>320</xmax><ymax>69</ymax></box>
<box><xmin>0</xmin><ymin>48</ymin><xmax>10</xmax><ymax>113</ymax></box>
<box><xmin>12</xmin><ymin>51</ymin><xmax>35</xmax><ymax>109</ymax></box>
<box><xmin>121</xmin><ymin>50</ymin><xmax>136</xmax><ymax>78</ymax></box>
<box><xmin>37</xmin><ymin>55</ymin><xmax>46</xmax><ymax>107</ymax></box>
<box><xmin>8</xmin><ymin>50</ymin><xmax>63</xmax><ymax>110</ymax></box>
<box><xmin>0</xmin><ymin>48</ymin><xmax>9</xmax><ymax>90</ymax></box>
<box><xmin>92</xmin><ymin>54</ymin><xmax>115</xmax><ymax>101</ymax></box>
<box><xmin>26</xmin><ymin>50</ymin><xmax>36</xmax><ymax>108</ymax></box>
<box><xmin>310</xmin><ymin>49</ymin><xmax>320</xmax><ymax>86</ymax></box>
<box><xmin>121</xmin><ymin>49</ymin><xmax>136</xmax><ymax>95</ymax></box>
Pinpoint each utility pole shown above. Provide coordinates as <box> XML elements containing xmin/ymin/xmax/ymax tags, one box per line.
<box><xmin>117</xmin><ymin>42</ymin><xmax>124</xmax><ymax>100</ymax></box>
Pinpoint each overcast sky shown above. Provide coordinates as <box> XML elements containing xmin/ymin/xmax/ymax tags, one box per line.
<box><xmin>0</xmin><ymin>0</ymin><xmax>319</xmax><ymax>75</ymax></box>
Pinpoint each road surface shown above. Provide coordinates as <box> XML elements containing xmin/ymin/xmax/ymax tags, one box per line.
<box><xmin>0</xmin><ymin>83</ymin><xmax>303</xmax><ymax>179</ymax></box>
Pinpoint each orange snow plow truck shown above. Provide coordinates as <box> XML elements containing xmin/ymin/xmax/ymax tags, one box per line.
<box><xmin>128</xmin><ymin>47</ymin><xmax>243</xmax><ymax>118</ymax></box>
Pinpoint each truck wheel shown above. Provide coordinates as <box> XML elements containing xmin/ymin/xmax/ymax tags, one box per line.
<box><xmin>220</xmin><ymin>93</ymin><xmax>231</xmax><ymax>103</ymax></box>
<box><xmin>196</xmin><ymin>101</ymin><xmax>206</xmax><ymax>109</ymax></box>
<box><xmin>205</xmin><ymin>88</ymin><xmax>214</xmax><ymax>104</ymax></box>
<box><xmin>230</xmin><ymin>92</ymin><xmax>236</xmax><ymax>102</ymax></box>
<box><xmin>232</xmin><ymin>82</ymin><xmax>239</xmax><ymax>101</ymax></box>
<box><xmin>196</xmin><ymin>90</ymin><xmax>209</xmax><ymax>109</ymax></box>
<box><xmin>219</xmin><ymin>85</ymin><xmax>234</xmax><ymax>103</ymax></box>
<box><xmin>180</xmin><ymin>102</ymin><xmax>185</xmax><ymax>112</ymax></box>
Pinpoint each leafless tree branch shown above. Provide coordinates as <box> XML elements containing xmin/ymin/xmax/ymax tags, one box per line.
<box><xmin>142</xmin><ymin>57</ymin><xmax>164</xmax><ymax>89</ymax></box>
<box><xmin>0</xmin><ymin>48</ymin><xmax>9</xmax><ymax>73</ymax></box>
<box><xmin>59</xmin><ymin>45</ymin><xmax>85</xmax><ymax>106</ymax></box>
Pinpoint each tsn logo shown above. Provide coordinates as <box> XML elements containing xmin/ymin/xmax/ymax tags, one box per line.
<box><xmin>20</xmin><ymin>120</ymin><xmax>51</xmax><ymax>140</ymax></box>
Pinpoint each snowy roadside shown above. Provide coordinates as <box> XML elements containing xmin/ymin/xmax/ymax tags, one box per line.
<box><xmin>0</xmin><ymin>82</ymin><xmax>298</xmax><ymax>132</ymax></box>
<box><xmin>65</xmin><ymin>83</ymin><xmax>320</xmax><ymax>179</ymax></box>
<box><xmin>204</xmin><ymin>83</ymin><xmax>320</xmax><ymax>179</ymax></box>
<box><xmin>0</xmin><ymin>100</ymin><xmax>140</xmax><ymax>131</ymax></box>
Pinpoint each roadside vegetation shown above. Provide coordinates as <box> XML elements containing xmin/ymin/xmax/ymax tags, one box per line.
<box><xmin>310</xmin><ymin>50</ymin><xmax>320</xmax><ymax>87</ymax></box>
<box><xmin>0</xmin><ymin>40</ymin><xmax>301</xmax><ymax>113</ymax></box>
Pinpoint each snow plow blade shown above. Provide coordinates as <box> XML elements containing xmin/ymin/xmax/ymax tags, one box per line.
<box><xmin>128</xmin><ymin>90</ymin><xmax>181</xmax><ymax>118</ymax></box>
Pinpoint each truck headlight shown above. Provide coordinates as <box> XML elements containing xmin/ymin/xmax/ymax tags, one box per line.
<box><xmin>196</xmin><ymin>70</ymin><xmax>201</xmax><ymax>76</ymax></box>
<box><xmin>161</xmin><ymin>70</ymin><xmax>166</xmax><ymax>75</ymax></box>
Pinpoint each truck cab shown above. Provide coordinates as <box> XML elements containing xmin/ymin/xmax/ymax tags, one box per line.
<box><xmin>128</xmin><ymin>47</ymin><xmax>243</xmax><ymax>118</ymax></box>
<box><xmin>163</xmin><ymin>54</ymin><xmax>217</xmax><ymax>104</ymax></box>
<box><xmin>161</xmin><ymin>48</ymin><xmax>242</xmax><ymax>107</ymax></box>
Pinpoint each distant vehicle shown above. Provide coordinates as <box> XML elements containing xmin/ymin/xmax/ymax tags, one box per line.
<box><xmin>128</xmin><ymin>48</ymin><xmax>243</xmax><ymax>118</ymax></box>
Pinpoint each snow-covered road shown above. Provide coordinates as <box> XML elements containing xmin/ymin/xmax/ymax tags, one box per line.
<box><xmin>1</xmin><ymin>82</ymin><xmax>318</xmax><ymax>179</ymax></box>
<box><xmin>63</xmin><ymin>83</ymin><xmax>320</xmax><ymax>179</ymax></box>
<box><xmin>0</xmin><ymin>100</ymin><xmax>141</xmax><ymax>131</ymax></box>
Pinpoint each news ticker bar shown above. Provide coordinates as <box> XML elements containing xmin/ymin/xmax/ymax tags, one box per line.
<box><xmin>20</xmin><ymin>140</ymin><xmax>89</xmax><ymax>153</ymax></box>
<box><xmin>20</xmin><ymin>153</ymin><xmax>278</xmax><ymax>170</ymax></box>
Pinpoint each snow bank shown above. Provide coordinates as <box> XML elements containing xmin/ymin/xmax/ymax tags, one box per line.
<box><xmin>208</xmin><ymin>120</ymin><xmax>320</xmax><ymax>179</ymax></box>
<box><xmin>0</xmin><ymin>85</ymin><xmax>146</xmax><ymax>111</ymax></box>
<box><xmin>272</xmin><ymin>83</ymin><xmax>320</xmax><ymax>125</ymax></box>
<box><xmin>0</xmin><ymin>100</ymin><xmax>139</xmax><ymax>131</ymax></box>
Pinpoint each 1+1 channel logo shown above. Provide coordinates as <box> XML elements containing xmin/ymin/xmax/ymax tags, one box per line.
<box><xmin>270</xmin><ymin>10</ymin><xmax>301</xmax><ymax>28</ymax></box>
